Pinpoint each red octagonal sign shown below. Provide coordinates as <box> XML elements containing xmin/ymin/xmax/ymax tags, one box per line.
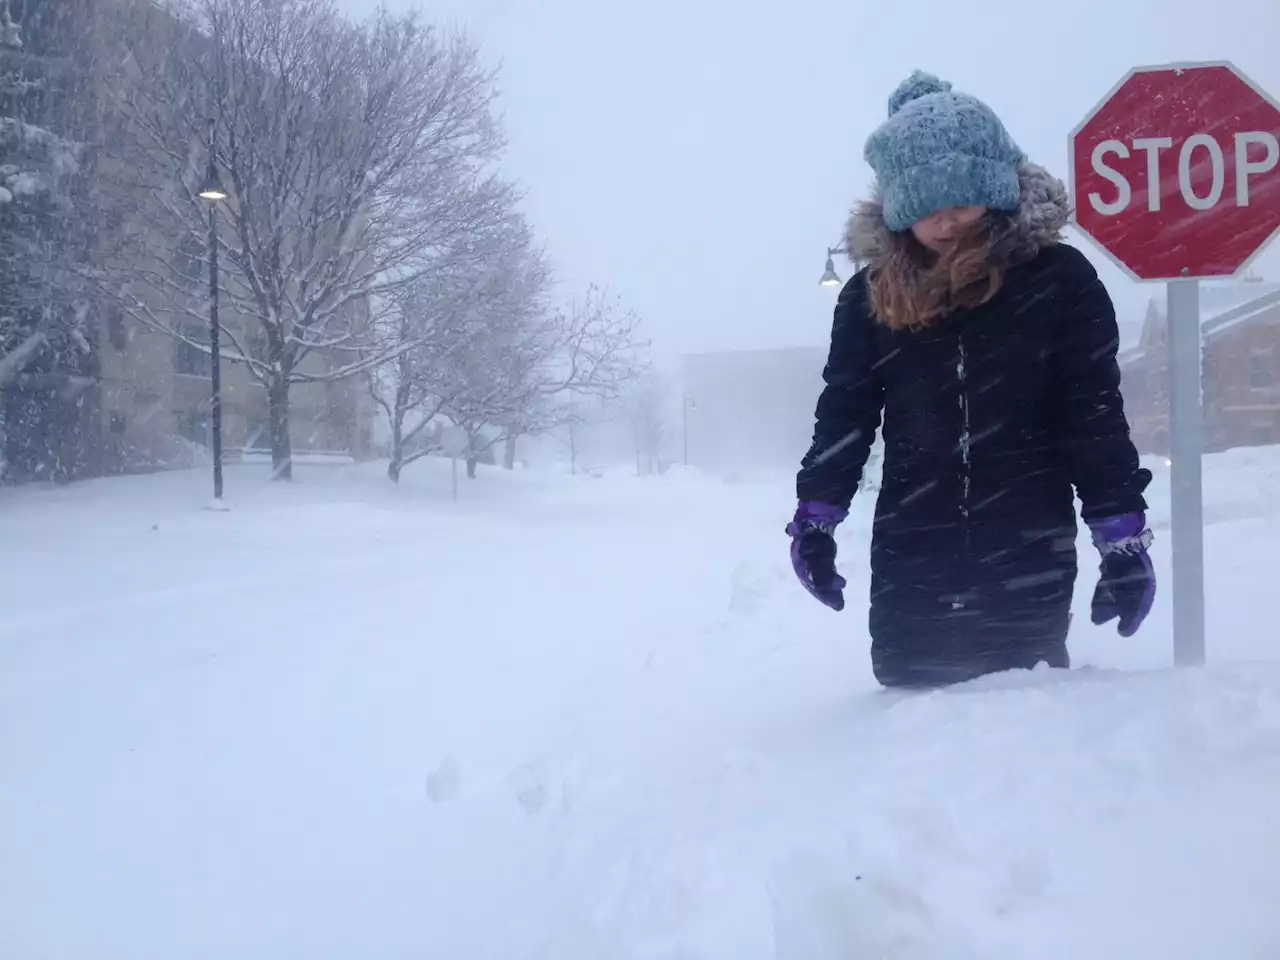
<box><xmin>1069</xmin><ymin>62</ymin><xmax>1280</xmax><ymax>281</ymax></box>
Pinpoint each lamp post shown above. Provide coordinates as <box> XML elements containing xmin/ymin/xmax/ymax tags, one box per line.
<box><xmin>681</xmin><ymin>392</ymin><xmax>696</xmax><ymax>466</ymax></box>
<box><xmin>198</xmin><ymin>120</ymin><xmax>228</xmax><ymax>502</ymax></box>
<box><xmin>819</xmin><ymin>244</ymin><xmax>848</xmax><ymax>287</ymax></box>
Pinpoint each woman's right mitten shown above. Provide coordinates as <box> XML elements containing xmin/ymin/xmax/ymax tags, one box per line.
<box><xmin>786</xmin><ymin>501</ymin><xmax>849</xmax><ymax>611</ymax></box>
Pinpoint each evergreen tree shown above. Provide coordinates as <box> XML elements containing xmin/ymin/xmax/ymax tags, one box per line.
<box><xmin>0</xmin><ymin>0</ymin><xmax>100</xmax><ymax>481</ymax></box>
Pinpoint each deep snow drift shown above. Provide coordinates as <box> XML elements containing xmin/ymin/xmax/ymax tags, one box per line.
<box><xmin>2</xmin><ymin>452</ymin><xmax>1279</xmax><ymax>959</ymax></box>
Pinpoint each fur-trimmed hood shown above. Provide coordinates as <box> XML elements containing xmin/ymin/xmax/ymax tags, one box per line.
<box><xmin>844</xmin><ymin>162</ymin><xmax>1071</xmax><ymax>268</ymax></box>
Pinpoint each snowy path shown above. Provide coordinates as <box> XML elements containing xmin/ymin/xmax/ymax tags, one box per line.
<box><xmin>3</xmin><ymin>459</ymin><xmax>1280</xmax><ymax>958</ymax></box>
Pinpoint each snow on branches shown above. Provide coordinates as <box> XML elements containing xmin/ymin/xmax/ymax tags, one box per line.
<box><xmin>106</xmin><ymin>0</ymin><xmax>513</xmax><ymax>477</ymax></box>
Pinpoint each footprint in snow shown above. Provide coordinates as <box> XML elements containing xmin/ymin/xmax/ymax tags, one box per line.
<box><xmin>425</xmin><ymin>755</ymin><xmax>461</xmax><ymax>804</ymax></box>
<box><xmin>511</xmin><ymin>758</ymin><xmax>552</xmax><ymax>816</ymax></box>
<box><xmin>768</xmin><ymin>850</ymin><xmax>981</xmax><ymax>960</ymax></box>
<box><xmin>728</xmin><ymin>561</ymin><xmax>788</xmax><ymax>616</ymax></box>
<box><xmin>990</xmin><ymin>852</ymin><xmax>1052</xmax><ymax>917</ymax></box>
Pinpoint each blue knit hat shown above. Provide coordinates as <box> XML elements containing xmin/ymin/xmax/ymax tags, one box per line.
<box><xmin>864</xmin><ymin>71</ymin><xmax>1024</xmax><ymax>232</ymax></box>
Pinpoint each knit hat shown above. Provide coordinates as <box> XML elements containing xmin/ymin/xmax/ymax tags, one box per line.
<box><xmin>864</xmin><ymin>71</ymin><xmax>1024</xmax><ymax>232</ymax></box>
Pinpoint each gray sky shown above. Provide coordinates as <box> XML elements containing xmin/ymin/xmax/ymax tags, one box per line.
<box><xmin>342</xmin><ymin>0</ymin><xmax>1280</xmax><ymax>359</ymax></box>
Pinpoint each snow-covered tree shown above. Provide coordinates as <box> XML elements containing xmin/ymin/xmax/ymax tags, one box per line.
<box><xmin>623</xmin><ymin>371</ymin><xmax>669</xmax><ymax>476</ymax></box>
<box><xmin>367</xmin><ymin>209</ymin><xmax>545</xmax><ymax>482</ymax></box>
<box><xmin>410</xmin><ymin>216</ymin><xmax>552</xmax><ymax>480</ymax></box>
<box><xmin>369</xmin><ymin>202</ymin><xmax>647</xmax><ymax>483</ymax></box>
<box><xmin>106</xmin><ymin>0</ymin><xmax>511</xmax><ymax>479</ymax></box>
<box><xmin>0</xmin><ymin>114</ymin><xmax>83</xmax><ymax>372</ymax></box>
<box><xmin>1</xmin><ymin>0</ymin><xmax>102</xmax><ymax>481</ymax></box>
<box><xmin>494</xmin><ymin>285</ymin><xmax>648</xmax><ymax>468</ymax></box>
<box><xmin>429</xmin><ymin>283</ymin><xmax>648</xmax><ymax>479</ymax></box>
<box><xmin>367</xmin><ymin>281</ymin><xmax>461</xmax><ymax>484</ymax></box>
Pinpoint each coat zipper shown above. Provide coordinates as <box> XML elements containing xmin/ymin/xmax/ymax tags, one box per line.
<box><xmin>957</xmin><ymin>334</ymin><xmax>971</xmax><ymax>514</ymax></box>
<box><xmin>954</xmin><ymin>332</ymin><xmax>972</xmax><ymax>609</ymax></box>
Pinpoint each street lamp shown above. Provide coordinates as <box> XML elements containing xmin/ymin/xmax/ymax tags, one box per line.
<box><xmin>682</xmin><ymin>392</ymin><xmax>696</xmax><ymax>466</ymax></box>
<box><xmin>199</xmin><ymin>121</ymin><xmax>227</xmax><ymax>502</ymax></box>
<box><xmin>819</xmin><ymin>244</ymin><xmax>847</xmax><ymax>287</ymax></box>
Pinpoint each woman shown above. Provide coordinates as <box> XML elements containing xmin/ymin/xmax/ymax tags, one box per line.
<box><xmin>788</xmin><ymin>71</ymin><xmax>1156</xmax><ymax>688</ymax></box>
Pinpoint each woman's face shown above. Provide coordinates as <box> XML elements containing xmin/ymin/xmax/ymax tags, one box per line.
<box><xmin>910</xmin><ymin>205</ymin><xmax>988</xmax><ymax>252</ymax></box>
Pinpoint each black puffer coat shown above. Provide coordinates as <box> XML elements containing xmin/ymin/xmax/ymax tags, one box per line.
<box><xmin>797</xmin><ymin>164</ymin><xmax>1150</xmax><ymax>687</ymax></box>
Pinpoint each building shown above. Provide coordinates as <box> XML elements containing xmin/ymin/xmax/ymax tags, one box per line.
<box><xmin>0</xmin><ymin>0</ymin><xmax>375</xmax><ymax>482</ymax></box>
<box><xmin>1119</xmin><ymin>275</ymin><xmax>1280</xmax><ymax>456</ymax></box>
<box><xmin>95</xmin><ymin>308</ymin><xmax>375</xmax><ymax>475</ymax></box>
<box><xmin>89</xmin><ymin>0</ymin><xmax>376</xmax><ymax>476</ymax></box>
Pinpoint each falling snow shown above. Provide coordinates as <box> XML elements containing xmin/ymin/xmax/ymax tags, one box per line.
<box><xmin>3</xmin><ymin>3</ymin><xmax>1280</xmax><ymax>958</ymax></box>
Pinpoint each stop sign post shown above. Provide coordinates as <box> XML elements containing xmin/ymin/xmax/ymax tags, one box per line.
<box><xmin>1069</xmin><ymin>61</ymin><xmax>1280</xmax><ymax>667</ymax></box>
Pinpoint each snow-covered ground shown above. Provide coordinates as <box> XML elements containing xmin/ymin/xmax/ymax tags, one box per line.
<box><xmin>3</xmin><ymin>452</ymin><xmax>1280</xmax><ymax>959</ymax></box>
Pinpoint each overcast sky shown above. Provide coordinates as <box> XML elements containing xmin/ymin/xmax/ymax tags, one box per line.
<box><xmin>341</xmin><ymin>0</ymin><xmax>1280</xmax><ymax>360</ymax></box>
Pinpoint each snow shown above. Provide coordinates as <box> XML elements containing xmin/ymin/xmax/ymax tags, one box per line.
<box><xmin>0</xmin><ymin>117</ymin><xmax>80</xmax><ymax>173</ymax></box>
<box><xmin>7</xmin><ymin>170</ymin><xmax>43</xmax><ymax>196</ymax></box>
<box><xmin>3</xmin><ymin>451</ymin><xmax>1280</xmax><ymax>958</ymax></box>
<box><xmin>0</xmin><ymin>328</ymin><xmax>46</xmax><ymax>388</ymax></box>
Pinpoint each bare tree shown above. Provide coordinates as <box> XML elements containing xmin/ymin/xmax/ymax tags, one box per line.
<box><xmin>105</xmin><ymin>0</ymin><xmax>511</xmax><ymax>478</ymax></box>
<box><xmin>624</xmin><ymin>371</ymin><xmax>669</xmax><ymax>476</ymax></box>
<box><xmin>432</xmin><ymin>228</ymin><xmax>554</xmax><ymax>479</ymax></box>
<box><xmin>414</xmin><ymin>283</ymin><xmax>646</xmax><ymax>478</ymax></box>
<box><xmin>367</xmin><ymin>282</ymin><xmax>458</xmax><ymax>484</ymax></box>
<box><xmin>491</xmin><ymin>285</ymin><xmax>648</xmax><ymax>469</ymax></box>
<box><xmin>368</xmin><ymin>210</ymin><xmax>549</xmax><ymax>482</ymax></box>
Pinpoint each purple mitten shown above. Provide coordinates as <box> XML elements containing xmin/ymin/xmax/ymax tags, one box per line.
<box><xmin>1087</xmin><ymin>512</ymin><xmax>1156</xmax><ymax>637</ymax></box>
<box><xmin>786</xmin><ymin>501</ymin><xmax>849</xmax><ymax>611</ymax></box>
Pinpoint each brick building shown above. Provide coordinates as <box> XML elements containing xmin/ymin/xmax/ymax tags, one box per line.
<box><xmin>1119</xmin><ymin>275</ymin><xmax>1280</xmax><ymax>456</ymax></box>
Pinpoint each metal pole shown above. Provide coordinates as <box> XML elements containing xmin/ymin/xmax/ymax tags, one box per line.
<box><xmin>209</xmin><ymin>203</ymin><xmax>223</xmax><ymax>501</ymax></box>
<box><xmin>1166</xmin><ymin>278</ymin><xmax>1205</xmax><ymax>666</ymax></box>
<box><xmin>682</xmin><ymin>395</ymin><xmax>688</xmax><ymax>466</ymax></box>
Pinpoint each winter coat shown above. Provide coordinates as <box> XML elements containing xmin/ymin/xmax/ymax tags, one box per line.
<box><xmin>797</xmin><ymin>164</ymin><xmax>1150</xmax><ymax>686</ymax></box>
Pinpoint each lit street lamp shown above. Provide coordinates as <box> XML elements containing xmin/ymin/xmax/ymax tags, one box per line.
<box><xmin>198</xmin><ymin>120</ymin><xmax>227</xmax><ymax>502</ymax></box>
<box><xmin>819</xmin><ymin>244</ymin><xmax>848</xmax><ymax>287</ymax></box>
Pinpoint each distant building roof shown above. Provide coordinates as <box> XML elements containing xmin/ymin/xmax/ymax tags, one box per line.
<box><xmin>1142</xmin><ymin>275</ymin><xmax>1280</xmax><ymax>329</ymax></box>
<box><xmin>1203</xmin><ymin>285</ymin><xmax>1280</xmax><ymax>342</ymax></box>
<box><xmin>1198</xmin><ymin>277</ymin><xmax>1280</xmax><ymax>320</ymax></box>
<box><xmin>1125</xmin><ymin>275</ymin><xmax>1280</xmax><ymax>361</ymax></box>
<box><xmin>1117</xmin><ymin>345</ymin><xmax>1146</xmax><ymax>368</ymax></box>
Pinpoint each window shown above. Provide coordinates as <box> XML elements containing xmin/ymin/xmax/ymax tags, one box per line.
<box><xmin>109</xmin><ymin>412</ymin><xmax>127</xmax><ymax>436</ymax></box>
<box><xmin>175</xmin><ymin>325</ymin><xmax>211</xmax><ymax>376</ymax></box>
<box><xmin>1252</xmin><ymin>422</ymin><xmax>1273</xmax><ymax>446</ymax></box>
<box><xmin>244</xmin><ymin>413</ymin><xmax>270</xmax><ymax>451</ymax></box>
<box><xmin>106</xmin><ymin>304</ymin><xmax>128</xmax><ymax>351</ymax></box>
<box><xmin>176</xmin><ymin>412</ymin><xmax>209</xmax><ymax>448</ymax></box>
<box><xmin>1249</xmin><ymin>351</ymin><xmax>1273</xmax><ymax>389</ymax></box>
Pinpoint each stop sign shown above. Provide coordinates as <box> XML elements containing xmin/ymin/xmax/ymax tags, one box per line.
<box><xmin>1069</xmin><ymin>62</ymin><xmax>1280</xmax><ymax>281</ymax></box>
